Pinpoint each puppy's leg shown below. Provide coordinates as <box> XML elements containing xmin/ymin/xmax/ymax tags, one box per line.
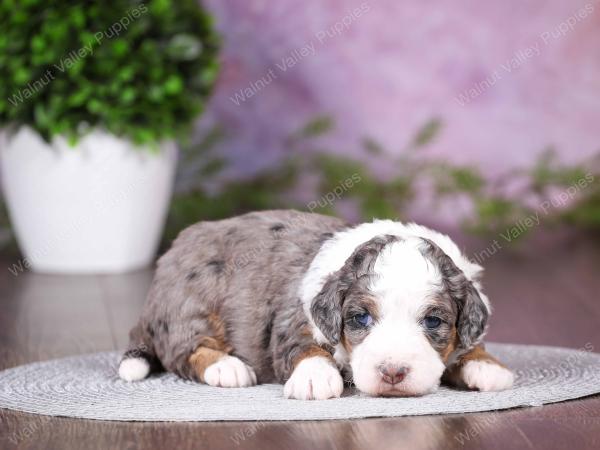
<box><xmin>187</xmin><ymin>313</ymin><xmax>257</xmax><ymax>387</ymax></box>
<box><xmin>444</xmin><ymin>344</ymin><xmax>514</xmax><ymax>391</ymax></box>
<box><xmin>188</xmin><ymin>338</ymin><xmax>257</xmax><ymax>388</ymax></box>
<box><xmin>119</xmin><ymin>322</ymin><xmax>161</xmax><ymax>381</ymax></box>
<box><xmin>282</xmin><ymin>345</ymin><xmax>344</xmax><ymax>400</ymax></box>
<box><xmin>273</xmin><ymin>318</ymin><xmax>343</xmax><ymax>400</ymax></box>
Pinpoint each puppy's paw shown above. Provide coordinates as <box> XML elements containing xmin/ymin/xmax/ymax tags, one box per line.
<box><xmin>203</xmin><ymin>355</ymin><xmax>257</xmax><ymax>388</ymax></box>
<box><xmin>284</xmin><ymin>356</ymin><xmax>343</xmax><ymax>400</ymax></box>
<box><xmin>461</xmin><ymin>360</ymin><xmax>514</xmax><ymax>392</ymax></box>
<box><xmin>118</xmin><ymin>357</ymin><xmax>150</xmax><ymax>381</ymax></box>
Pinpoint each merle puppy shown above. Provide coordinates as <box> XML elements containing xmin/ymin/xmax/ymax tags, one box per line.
<box><xmin>119</xmin><ymin>210</ymin><xmax>513</xmax><ymax>399</ymax></box>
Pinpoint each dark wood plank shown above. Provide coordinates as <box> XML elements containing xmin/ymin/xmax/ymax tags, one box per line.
<box><xmin>97</xmin><ymin>271</ymin><xmax>153</xmax><ymax>350</ymax></box>
<box><xmin>2</xmin><ymin>401</ymin><xmax>600</xmax><ymax>450</ymax></box>
<box><xmin>1</xmin><ymin>228</ymin><xmax>599</xmax><ymax>450</ymax></box>
<box><xmin>0</xmin><ymin>270</ymin><xmax>114</xmax><ymax>369</ymax></box>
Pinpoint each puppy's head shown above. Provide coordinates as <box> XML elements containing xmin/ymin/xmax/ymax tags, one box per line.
<box><xmin>310</xmin><ymin>234</ymin><xmax>488</xmax><ymax>397</ymax></box>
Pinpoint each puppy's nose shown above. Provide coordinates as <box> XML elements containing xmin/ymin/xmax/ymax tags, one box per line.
<box><xmin>379</xmin><ymin>364</ymin><xmax>409</xmax><ymax>385</ymax></box>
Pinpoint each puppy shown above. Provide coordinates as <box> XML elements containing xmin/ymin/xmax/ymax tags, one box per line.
<box><xmin>119</xmin><ymin>210</ymin><xmax>513</xmax><ymax>399</ymax></box>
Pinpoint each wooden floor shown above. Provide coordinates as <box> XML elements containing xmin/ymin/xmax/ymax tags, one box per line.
<box><xmin>1</xmin><ymin>229</ymin><xmax>599</xmax><ymax>450</ymax></box>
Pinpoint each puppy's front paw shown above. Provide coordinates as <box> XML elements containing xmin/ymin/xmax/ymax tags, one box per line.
<box><xmin>461</xmin><ymin>360</ymin><xmax>514</xmax><ymax>392</ymax></box>
<box><xmin>203</xmin><ymin>355</ymin><xmax>257</xmax><ymax>388</ymax></box>
<box><xmin>284</xmin><ymin>356</ymin><xmax>343</xmax><ymax>400</ymax></box>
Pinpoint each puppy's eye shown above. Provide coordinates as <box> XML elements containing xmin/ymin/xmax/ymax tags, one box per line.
<box><xmin>353</xmin><ymin>313</ymin><xmax>373</xmax><ymax>327</ymax></box>
<box><xmin>423</xmin><ymin>316</ymin><xmax>442</xmax><ymax>329</ymax></box>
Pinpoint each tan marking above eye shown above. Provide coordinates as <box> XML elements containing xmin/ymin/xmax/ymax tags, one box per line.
<box><xmin>346</xmin><ymin>294</ymin><xmax>380</xmax><ymax>321</ymax></box>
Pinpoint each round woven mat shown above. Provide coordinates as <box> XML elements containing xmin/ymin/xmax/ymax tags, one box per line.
<box><xmin>0</xmin><ymin>343</ymin><xmax>599</xmax><ymax>421</ymax></box>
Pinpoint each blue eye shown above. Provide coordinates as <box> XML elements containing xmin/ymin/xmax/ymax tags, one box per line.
<box><xmin>424</xmin><ymin>316</ymin><xmax>442</xmax><ymax>329</ymax></box>
<box><xmin>354</xmin><ymin>313</ymin><xmax>373</xmax><ymax>327</ymax></box>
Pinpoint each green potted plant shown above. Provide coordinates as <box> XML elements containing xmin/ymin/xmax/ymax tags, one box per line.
<box><xmin>0</xmin><ymin>0</ymin><xmax>219</xmax><ymax>273</ymax></box>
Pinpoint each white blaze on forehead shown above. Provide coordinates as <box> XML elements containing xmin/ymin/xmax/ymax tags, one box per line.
<box><xmin>370</xmin><ymin>239</ymin><xmax>442</xmax><ymax>316</ymax></box>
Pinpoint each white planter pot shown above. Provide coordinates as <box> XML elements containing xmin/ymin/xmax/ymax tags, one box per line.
<box><xmin>0</xmin><ymin>127</ymin><xmax>177</xmax><ymax>274</ymax></box>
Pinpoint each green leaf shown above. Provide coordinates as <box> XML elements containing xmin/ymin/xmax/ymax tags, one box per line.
<box><xmin>34</xmin><ymin>104</ymin><xmax>51</xmax><ymax>128</ymax></box>
<box><xmin>200</xmin><ymin>157</ymin><xmax>227</xmax><ymax>176</ymax></box>
<box><xmin>87</xmin><ymin>99</ymin><xmax>102</xmax><ymax>113</ymax></box>
<box><xmin>14</xmin><ymin>67</ymin><xmax>31</xmax><ymax>85</ymax></box>
<box><xmin>120</xmin><ymin>87</ymin><xmax>136</xmax><ymax>104</ymax></box>
<box><xmin>360</xmin><ymin>196</ymin><xmax>398</xmax><ymax>220</ymax></box>
<box><xmin>111</xmin><ymin>40</ymin><xmax>129</xmax><ymax>57</ymax></box>
<box><xmin>453</xmin><ymin>168</ymin><xmax>484</xmax><ymax>193</ymax></box>
<box><xmin>295</xmin><ymin>116</ymin><xmax>334</xmax><ymax>139</ymax></box>
<box><xmin>117</xmin><ymin>66</ymin><xmax>135</xmax><ymax>82</ymax></box>
<box><xmin>412</xmin><ymin>117</ymin><xmax>442</xmax><ymax>147</ymax></box>
<box><xmin>168</xmin><ymin>34</ymin><xmax>203</xmax><ymax>60</ymax></box>
<box><xmin>530</xmin><ymin>147</ymin><xmax>589</xmax><ymax>191</ymax></box>
<box><xmin>164</xmin><ymin>75</ymin><xmax>183</xmax><ymax>95</ymax></box>
<box><xmin>362</xmin><ymin>137</ymin><xmax>384</xmax><ymax>155</ymax></box>
<box><xmin>31</xmin><ymin>35</ymin><xmax>46</xmax><ymax>52</ymax></box>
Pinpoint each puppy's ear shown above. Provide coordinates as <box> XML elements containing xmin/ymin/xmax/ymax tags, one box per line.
<box><xmin>310</xmin><ymin>234</ymin><xmax>399</xmax><ymax>345</ymax></box>
<box><xmin>455</xmin><ymin>283</ymin><xmax>488</xmax><ymax>349</ymax></box>
<box><xmin>310</xmin><ymin>271</ymin><xmax>347</xmax><ymax>345</ymax></box>
<box><xmin>419</xmin><ymin>238</ymin><xmax>489</xmax><ymax>350</ymax></box>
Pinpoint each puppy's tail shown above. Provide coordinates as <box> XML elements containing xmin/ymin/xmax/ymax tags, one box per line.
<box><xmin>118</xmin><ymin>324</ymin><xmax>161</xmax><ymax>382</ymax></box>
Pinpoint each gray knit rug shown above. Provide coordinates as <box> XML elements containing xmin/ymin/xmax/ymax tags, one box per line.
<box><xmin>0</xmin><ymin>343</ymin><xmax>599</xmax><ymax>422</ymax></box>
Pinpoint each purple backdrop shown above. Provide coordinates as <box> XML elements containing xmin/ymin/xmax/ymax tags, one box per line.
<box><xmin>201</xmin><ymin>0</ymin><xmax>600</xmax><ymax>178</ymax></box>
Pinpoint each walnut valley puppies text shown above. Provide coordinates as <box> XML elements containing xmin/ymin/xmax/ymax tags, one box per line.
<box><xmin>472</xmin><ymin>173</ymin><xmax>594</xmax><ymax>265</ymax></box>
<box><xmin>229</xmin><ymin>2</ymin><xmax>371</xmax><ymax>105</ymax></box>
